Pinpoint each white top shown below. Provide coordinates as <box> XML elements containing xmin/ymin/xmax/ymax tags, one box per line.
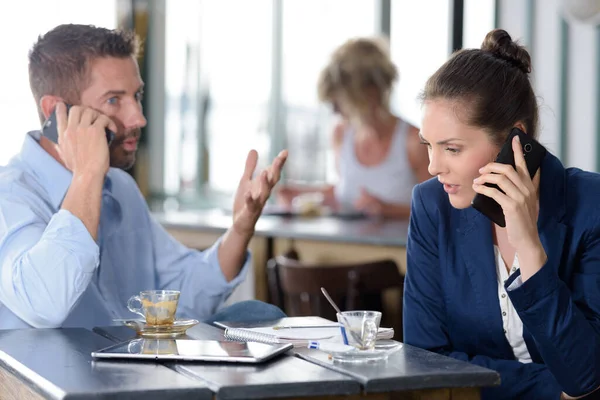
<box><xmin>334</xmin><ymin>120</ymin><xmax>416</xmax><ymax>208</ymax></box>
<box><xmin>495</xmin><ymin>245</ymin><xmax>532</xmax><ymax>363</ymax></box>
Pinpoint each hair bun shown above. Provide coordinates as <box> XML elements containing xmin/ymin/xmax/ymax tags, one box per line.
<box><xmin>481</xmin><ymin>29</ymin><xmax>532</xmax><ymax>74</ymax></box>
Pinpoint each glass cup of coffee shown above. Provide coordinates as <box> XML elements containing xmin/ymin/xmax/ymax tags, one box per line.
<box><xmin>336</xmin><ymin>310</ymin><xmax>382</xmax><ymax>350</ymax></box>
<box><xmin>127</xmin><ymin>290</ymin><xmax>180</xmax><ymax>326</ymax></box>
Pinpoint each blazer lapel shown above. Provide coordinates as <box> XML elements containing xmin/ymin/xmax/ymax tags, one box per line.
<box><xmin>457</xmin><ymin>207</ymin><xmax>515</xmax><ymax>356</ymax></box>
<box><xmin>536</xmin><ymin>152</ymin><xmax>568</xmax><ymax>279</ymax></box>
<box><xmin>537</xmin><ymin>219</ymin><xmax>568</xmax><ymax>282</ymax></box>
<box><xmin>522</xmin><ymin>152</ymin><xmax>568</xmax><ymax>363</ymax></box>
<box><xmin>519</xmin><ymin>216</ymin><xmax>567</xmax><ymax>363</ymax></box>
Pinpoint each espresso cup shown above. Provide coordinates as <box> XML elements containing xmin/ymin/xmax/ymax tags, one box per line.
<box><xmin>336</xmin><ymin>310</ymin><xmax>382</xmax><ymax>350</ymax></box>
<box><xmin>127</xmin><ymin>290</ymin><xmax>180</xmax><ymax>326</ymax></box>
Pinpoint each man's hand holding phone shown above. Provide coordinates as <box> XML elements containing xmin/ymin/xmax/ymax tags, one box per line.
<box><xmin>55</xmin><ymin>102</ymin><xmax>118</xmax><ymax>241</ymax></box>
<box><xmin>54</xmin><ymin>102</ymin><xmax>117</xmax><ymax>178</ymax></box>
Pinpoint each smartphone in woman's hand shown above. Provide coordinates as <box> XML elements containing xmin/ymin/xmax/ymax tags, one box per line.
<box><xmin>471</xmin><ymin>127</ymin><xmax>547</xmax><ymax>227</ymax></box>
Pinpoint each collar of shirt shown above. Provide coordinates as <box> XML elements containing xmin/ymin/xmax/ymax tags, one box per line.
<box><xmin>20</xmin><ymin>131</ymin><xmax>113</xmax><ymax>209</ymax></box>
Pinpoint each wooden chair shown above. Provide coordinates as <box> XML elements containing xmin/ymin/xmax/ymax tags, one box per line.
<box><xmin>267</xmin><ymin>254</ymin><xmax>405</xmax><ymax>341</ymax></box>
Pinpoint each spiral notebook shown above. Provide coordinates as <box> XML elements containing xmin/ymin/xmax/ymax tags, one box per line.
<box><xmin>215</xmin><ymin>316</ymin><xmax>394</xmax><ymax>346</ymax></box>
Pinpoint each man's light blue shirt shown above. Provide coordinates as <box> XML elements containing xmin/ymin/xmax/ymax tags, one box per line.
<box><xmin>0</xmin><ymin>131</ymin><xmax>249</xmax><ymax>329</ymax></box>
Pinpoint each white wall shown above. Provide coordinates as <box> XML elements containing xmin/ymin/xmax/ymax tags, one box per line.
<box><xmin>533</xmin><ymin>0</ymin><xmax>562</xmax><ymax>156</ymax></box>
<box><xmin>499</xmin><ymin>0</ymin><xmax>599</xmax><ymax>171</ymax></box>
<box><xmin>567</xmin><ymin>21</ymin><xmax>597</xmax><ymax>171</ymax></box>
<box><xmin>390</xmin><ymin>0</ymin><xmax>451</xmax><ymax>128</ymax></box>
<box><xmin>499</xmin><ymin>0</ymin><xmax>528</xmax><ymax>41</ymax></box>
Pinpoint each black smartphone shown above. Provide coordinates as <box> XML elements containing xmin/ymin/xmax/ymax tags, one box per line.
<box><xmin>41</xmin><ymin>104</ymin><xmax>115</xmax><ymax>145</ymax></box>
<box><xmin>471</xmin><ymin>127</ymin><xmax>547</xmax><ymax>227</ymax></box>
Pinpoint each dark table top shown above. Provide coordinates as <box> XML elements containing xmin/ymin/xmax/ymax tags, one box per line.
<box><xmin>0</xmin><ymin>328</ymin><xmax>211</xmax><ymax>400</ymax></box>
<box><xmin>93</xmin><ymin>323</ymin><xmax>361</xmax><ymax>400</ymax></box>
<box><xmin>295</xmin><ymin>345</ymin><xmax>500</xmax><ymax>394</ymax></box>
<box><xmin>153</xmin><ymin>209</ymin><xmax>408</xmax><ymax>247</ymax></box>
<box><xmin>94</xmin><ymin>321</ymin><xmax>500</xmax><ymax>396</ymax></box>
<box><xmin>0</xmin><ymin>323</ymin><xmax>500</xmax><ymax>399</ymax></box>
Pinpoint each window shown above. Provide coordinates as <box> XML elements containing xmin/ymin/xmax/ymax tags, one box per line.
<box><xmin>202</xmin><ymin>0</ymin><xmax>273</xmax><ymax>194</ymax></box>
<box><xmin>281</xmin><ymin>0</ymin><xmax>377</xmax><ymax>184</ymax></box>
<box><xmin>160</xmin><ymin>1</ymin><xmax>474</xmax><ymax>202</ymax></box>
<box><xmin>463</xmin><ymin>0</ymin><xmax>496</xmax><ymax>49</ymax></box>
<box><xmin>163</xmin><ymin>0</ymin><xmax>379</xmax><ymax>198</ymax></box>
<box><xmin>390</xmin><ymin>1</ymin><xmax>451</xmax><ymax>128</ymax></box>
<box><xmin>164</xmin><ymin>0</ymin><xmax>273</xmax><ymax>196</ymax></box>
<box><xmin>164</xmin><ymin>0</ymin><xmax>204</xmax><ymax>195</ymax></box>
<box><xmin>0</xmin><ymin>0</ymin><xmax>116</xmax><ymax>165</ymax></box>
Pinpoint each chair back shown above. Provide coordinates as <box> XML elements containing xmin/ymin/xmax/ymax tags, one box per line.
<box><xmin>267</xmin><ymin>255</ymin><xmax>404</xmax><ymax>339</ymax></box>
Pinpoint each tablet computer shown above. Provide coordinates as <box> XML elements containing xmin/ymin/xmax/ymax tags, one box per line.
<box><xmin>91</xmin><ymin>338</ymin><xmax>293</xmax><ymax>363</ymax></box>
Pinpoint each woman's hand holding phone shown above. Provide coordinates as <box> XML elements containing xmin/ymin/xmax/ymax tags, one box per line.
<box><xmin>55</xmin><ymin>102</ymin><xmax>118</xmax><ymax>178</ymax></box>
<box><xmin>472</xmin><ymin>135</ymin><xmax>547</xmax><ymax>281</ymax></box>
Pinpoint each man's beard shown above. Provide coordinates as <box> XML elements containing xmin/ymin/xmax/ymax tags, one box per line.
<box><xmin>110</xmin><ymin>153</ymin><xmax>136</xmax><ymax>170</ymax></box>
<box><xmin>108</xmin><ymin>128</ymin><xmax>141</xmax><ymax>170</ymax></box>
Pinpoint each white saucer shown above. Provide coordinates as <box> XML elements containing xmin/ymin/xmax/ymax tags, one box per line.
<box><xmin>329</xmin><ymin>341</ymin><xmax>402</xmax><ymax>363</ymax></box>
<box><xmin>116</xmin><ymin>318</ymin><xmax>199</xmax><ymax>338</ymax></box>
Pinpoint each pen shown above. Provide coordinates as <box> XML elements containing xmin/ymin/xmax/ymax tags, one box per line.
<box><xmin>272</xmin><ymin>324</ymin><xmax>341</xmax><ymax>330</ymax></box>
<box><xmin>340</xmin><ymin>326</ymin><xmax>349</xmax><ymax>345</ymax></box>
<box><xmin>308</xmin><ymin>341</ymin><xmax>355</xmax><ymax>353</ymax></box>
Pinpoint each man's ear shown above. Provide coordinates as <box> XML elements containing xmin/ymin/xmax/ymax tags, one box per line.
<box><xmin>39</xmin><ymin>95</ymin><xmax>62</xmax><ymax>121</ymax></box>
<box><xmin>514</xmin><ymin>121</ymin><xmax>527</xmax><ymax>134</ymax></box>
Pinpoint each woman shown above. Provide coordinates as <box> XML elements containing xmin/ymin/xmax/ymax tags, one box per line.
<box><xmin>404</xmin><ymin>29</ymin><xmax>600</xmax><ymax>399</ymax></box>
<box><xmin>278</xmin><ymin>37</ymin><xmax>429</xmax><ymax>218</ymax></box>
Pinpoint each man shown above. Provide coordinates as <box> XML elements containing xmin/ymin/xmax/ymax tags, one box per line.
<box><xmin>0</xmin><ymin>24</ymin><xmax>287</xmax><ymax>329</ymax></box>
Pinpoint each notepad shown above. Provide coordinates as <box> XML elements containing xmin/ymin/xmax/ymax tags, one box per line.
<box><xmin>214</xmin><ymin>316</ymin><xmax>394</xmax><ymax>345</ymax></box>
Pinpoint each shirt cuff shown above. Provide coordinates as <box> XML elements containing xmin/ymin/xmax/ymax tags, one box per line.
<box><xmin>504</xmin><ymin>262</ymin><xmax>562</xmax><ymax>311</ymax></box>
<box><xmin>45</xmin><ymin>209</ymin><xmax>100</xmax><ymax>273</ymax></box>
<box><xmin>202</xmin><ymin>235</ymin><xmax>251</xmax><ymax>290</ymax></box>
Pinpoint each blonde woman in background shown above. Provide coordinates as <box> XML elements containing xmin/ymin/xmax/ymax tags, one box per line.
<box><xmin>278</xmin><ymin>37</ymin><xmax>429</xmax><ymax>219</ymax></box>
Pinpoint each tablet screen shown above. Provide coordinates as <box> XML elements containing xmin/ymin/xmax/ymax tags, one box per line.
<box><xmin>92</xmin><ymin>339</ymin><xmax>292</xmax><ymax>363</ymax></box>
